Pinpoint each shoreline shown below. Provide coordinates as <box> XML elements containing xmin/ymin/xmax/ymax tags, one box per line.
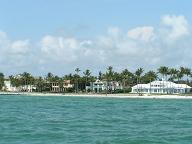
<box><xmin>1</xmin><ymin>92</ymin><xmax>192</xmax><ymax>99</ymax></box>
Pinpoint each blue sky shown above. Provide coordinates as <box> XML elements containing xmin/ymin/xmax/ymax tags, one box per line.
<box><xmin>1</xmin><ymin>0</ymin><xmax>191</xmax><ymax>40</ymax></box>
<box><xmin>0</xmin><ymin>0</ymin><xmax>192</xmax><ymax>76</ymax></box>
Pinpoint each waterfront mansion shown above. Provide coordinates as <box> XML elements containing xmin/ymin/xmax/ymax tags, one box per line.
<box><xmin>86</xmin><ymin>79</ymin><xmax>123</xmax><ymax>93</ymax></box>
<box><xmin>132</xmin><ymin>80</ymin><xmax>191</xmax><ymax>94</ymax></box>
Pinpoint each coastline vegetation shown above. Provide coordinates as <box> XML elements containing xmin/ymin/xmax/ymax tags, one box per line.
<box><xmin>0</xmin><ymin>66</ymin><xmax>192</xmax><ymax>93</ymax></box>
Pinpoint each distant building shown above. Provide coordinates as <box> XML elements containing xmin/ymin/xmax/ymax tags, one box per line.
<box><xmin>86</xmin><ymin>79</ymin><xmax>123</xmax><ymax>93</ymax></box>
<box><xmin>131</xmin><ymin>80</ymin><xmax>191</xmax><ymax>94</ymax></box>
<box><xmin>3</xmin><ymin>80</ymin><xmax>17</xmax><ymax>92</ymax></box>
<box><xmin>50</xmin><ymin>80</ymin><xmax>73</xmax><ymax>93</ymax></box>
<box><xmin>63</xmin><ymin>80</ymin><xmax>73</xmax><ymax>88</ymax></box>
<box><xmin>19</xmin><ymin>85</ymin><xmax>36</xmax><ymax>92</ymax></box>
<box><xmin>3</xmin><ymin>80</ymin><xmax>36</xmax><ymax>92</ymax></box>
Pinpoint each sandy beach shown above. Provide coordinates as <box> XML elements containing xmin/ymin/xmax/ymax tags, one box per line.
<box><xmin>1</xmin><ymin>92</ymin><xmax>192</xmax><ymax>99</ymax></box>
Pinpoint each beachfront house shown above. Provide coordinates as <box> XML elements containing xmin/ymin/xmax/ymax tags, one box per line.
<box><xmin>131</xmin><ymin>80</ymin><xmax>191</xmax><ymax>94</ymax></box>
<box><xmin>3</xmin><ymin>80</ymin><xmax>36</xmax><ymax>92</ymax></box>
<box><xmin>86</xmin><ymin>79</ymin><xmax>123</xmax><ymax>93</ymax></box>
<box><xmin>86</xmin><ymin>79</ymin><xmax>106</xmax><ymax>93</ymax></box>
<box><xmin>50</xmin><ymin>80</ymin><xmax>73</xmax><ymax>93</ymax></box>
<box><xmin>3</xmin><ymin>80</ymin><xmax>17</xmax><ymax>92</ymax></box>
<box><xmin>19</xmin><ymin>85</ymin><xmax>36</xmax><ymax>92</ymax></box>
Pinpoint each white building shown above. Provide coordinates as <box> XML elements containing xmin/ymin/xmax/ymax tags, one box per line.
<box><xmin>87</xmin><ymin>79</ymin><xmax>123</xmax><ymax>93</ymax></box>
<box><xmin>3</xmin><ymin>80</ymin><xmax>36</xmax><ymax>92</ymax></box>
<box><xmin>132</xmin><ymin>80</ymin><xmax>191</xmax><ymax>94</ymax></box>
<box><xmin>3</xmin><ymin>80</ymin><xmax>17</xmax><ymax>92</ymax></box>
<box><xmin>19</xmin><ymin>85</ymin><xmax>36</xmax><ymax>92</ymax></box>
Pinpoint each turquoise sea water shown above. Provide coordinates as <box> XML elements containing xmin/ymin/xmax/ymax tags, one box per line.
<box><xmin>0</xmin><ymin>95</ymin><xmax>192</xmax><ymax>144</ymax></box>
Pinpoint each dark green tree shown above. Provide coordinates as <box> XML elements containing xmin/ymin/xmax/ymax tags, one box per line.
<box><xmin>0</xmin><ymin>73</ymin><xmax>4</xmax><ymax>90</ymax></box>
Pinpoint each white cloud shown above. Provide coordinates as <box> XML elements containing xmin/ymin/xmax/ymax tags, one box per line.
<box><xmin>0</xmin><ymin>14</ymin><xmax>192</xmax><ymax>75</ymax></box>
<box><xmin>80</xmin><ymin>40</ymin><xmax>92</xmax><ymax>47</ymax></box>
<box><xmin>10</xmin><ymin>40</ymin><xmax>30</xmax><ymax>54</ymax></box>
<box><xmin>0</xmin><ymin>31</ymin><xmax>34</xmax><ymax>75</ymax></box>
<box><xmin>40</xmin><ymin>35</ymin><xmax>78</xmax><ymax>62</ymax></box>
<box><xmin>128</xmin><ymin>26</ymin><xmax>155</xmax><ymax>42</ymax></box>
<box><xmin>161</xmin><ymin>15</ymin><xmax>189</xmax><ymax>40</ymax></box>
<box><xmin>107</xmin><ymin>27</ymin><xmax>122</xmax><ymax>39</ymax></box>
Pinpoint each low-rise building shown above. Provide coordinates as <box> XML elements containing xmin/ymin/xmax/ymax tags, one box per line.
<box><xmin>3</xmin><ymin>80</ymin><xmax>36</xmax><ymax>92</ymax></box>
<box><xmin>3</xmin><ymin>80</ymin><xmax>17</xmax><ymax>92</ymax></box>
<box><xmin>50</xmin><ymin>80</ymin><xmax>73</xmax><ymax>93</ymax></box>
<box><xmin>131</xmin><ymin>80</ymin><xmax>191</xmax><ymax>94</ymax></box>
<box><xmin>87</xmin><ymin>79</ymin><xmax>123</xmax><ymax>93</ymax></box>
<box><xmin>19</xmin><ymin>85</ymin><xmax>36</xmax><ymax>92</ymax></box>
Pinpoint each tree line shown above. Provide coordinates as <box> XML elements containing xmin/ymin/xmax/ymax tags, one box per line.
<box><xmin>0</xmin><ymin>66</ymin><xmax>192</xmax><ymax>93</ymax></box>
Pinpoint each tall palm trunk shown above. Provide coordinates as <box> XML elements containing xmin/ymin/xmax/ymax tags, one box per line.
<box><xmin>123</xmin><ymin>78</ymin><xmax>126</xmax><ymax>93</ymax></box>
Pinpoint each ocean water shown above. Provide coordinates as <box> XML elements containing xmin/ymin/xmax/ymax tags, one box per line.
<box><xmin>0</xmin><ymin>95</ymin><xmax>192</xmax><ymax>144</ymax></box>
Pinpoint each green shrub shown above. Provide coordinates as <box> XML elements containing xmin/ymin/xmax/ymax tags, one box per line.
<box><xmin>113</xmin><ymin>88</ymin><xmax>131</xmax><ymax>93</ymax></box>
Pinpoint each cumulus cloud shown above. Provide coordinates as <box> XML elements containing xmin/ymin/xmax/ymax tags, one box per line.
<box><xmin>0</xmin><ymin>32</ymin><xmax>32</xmax><ymax>73</ymax></box>
<box><xmin>9</xmin><ymin>40</ymin><xmax>30</xmax><ymax>54</ymax></box>
<box><xmin>161</xmin><ymin>15</ymin><xmax>189</xmax><ymax>41</ymax></box>
<box><xmin>128</xmin><ymin>26</ymin><xmax>155</xmax><ymax>42</ymax></box>
<box><xmin>0</xmin><ymin>14</ymin><xmax>192</xmax><ymax>75</ymax></box>
<box><xmin>40</xmin><ymin>35</ymin><xmax>78</xmax><ymax>62</ymax></box>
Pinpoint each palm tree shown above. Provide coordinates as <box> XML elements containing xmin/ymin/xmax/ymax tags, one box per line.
<box><xmin>158</xmin><ymin>66</ymin><xmax>169</xmax><ymax>94</ymax></box>
<box><xmin>9</xmin><ymin>75</ymin><xmax>21</xmax><ymax>88</ymax></box>
<box><xmin>46</xmin><ymin>72</ymin><xmax>54</xmax><ymax>82</ymax></box>
<box><xmin>180</xmin><ymin>67</ymin><xmax>191</xmax><ymax>93</ymax></box>
<box><xmin>75</xmin><ymin>68</ymin><xmax>81</xmax><ymax>93</ymax></box>
<box><xmin>98</xmin><ymin>71</ymin><xmax>102</xmax><ymax>80</ymax></box>
<box><xmin>135</xmin><ymin>68</ymin><xmax>144</xmax><ymax>94</ymax></box>
<box><xmin>105</xmin><ymin>66</ymin><xmax>114</xmax><ymax>93</ymax></box>
<box><xmin>143</xmin><ymin>71</ymin><xmax>157</xmax><ymax>83</ymax></box>
<box><xmin>58</xmin><ymin>78</ymin><xmax>64</xmax><ymax>93</ymax></box>
<box><xmin>167</xmin><ymin>68</ymin><xmax>178</xmax><ymax>94</ymax></box>
<box><xmin>45</xmin><ymin>72</ymin><xmax>54</xmax><ymax>91</ymax></box>
<box><xmin>0</xmin><ymin>72</ymin><xmax>4</xmax><ymax>90</ymax></box>
<box><xmin>83</xmin><ymin>69</ymin><xmax>91</xmax><ymax>92</ymax></box>
<box><xmin>175</xmin><ymin>70</ymin><xmax>182</xmax><ymax>84</ymax></box>
<box><xmin>121</xmin><ymin>69</ymin><xmax>133</xmax><ymax>93</ymax></box>
<box><xmin>183</xmin><ymin>67</ymin><xmax>191</xmax><ymax>84</ymax></box>
<box><xmin>145</xmin><ymin>71</ymin><xmax>157</xmax><ymax>94</ymax></box>
<box><xmin>168</xmin><ymin>68</ymin><xmax>177</xmax><ymax>82</ymax></box>
<box><xmin>101</xmin><ymin>66</ymin><xmax>114</xmax><ymax>93</ymax></box>
<box><xmin>107</xmin><ymin>66</ymin><xmax>114</xmax><ymax>78</ymax></box>
<box><xmin>180</xmin><ymin>67</ymin><xmax>186</xmax><ymax>81</ymax></box>
<box><xmin>35</xmin><ymin>76</ymin><xmax>44</xmax><ymax>92</ymax></box>
<box><xmin>158</xmin><ymin>66</ymin><xmax>169</xmax><ymax>80</ymax></box>
<box><xmin>21</xmin><ymin>72</ymin><xmax>32</xmax><ymax>91</ymax></box>
<box><xmin>63</xmin><ymin>73</ymin><xmax>73</xmax><ymax>81</ymax></box>
<box><xmin>135</xmin><ymin>68</ymin><xmax>144</xmax><ymax>81</ymax></box>
<box><xmin>175</xmin><ymin>67</ymin><xmax>185</xmax><ymax>84</ymax></box>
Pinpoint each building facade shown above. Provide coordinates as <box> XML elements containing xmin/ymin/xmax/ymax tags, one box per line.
<box><xmin>3</xmin><ymin>80</ymin><xmax>36</xmax><ymax>92</ymax></box>
<box><xmin>3</xmin><ymin>80</ymin><xmax>17</xmax><ymax>92</ymax></box>
<box><xmin>50</xmin><ymin>80</ymin><xmax>73</xmax><ymax>93</ymax></box>
<box><xmin>87</xmin><ymin>79</ymin><xmax>123</xmax><ymax>93</ymax></box>
<box><xmin>131</xmin><ymin>80</ymin><xmax>191</xmax><ymax>94</ymax></box>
